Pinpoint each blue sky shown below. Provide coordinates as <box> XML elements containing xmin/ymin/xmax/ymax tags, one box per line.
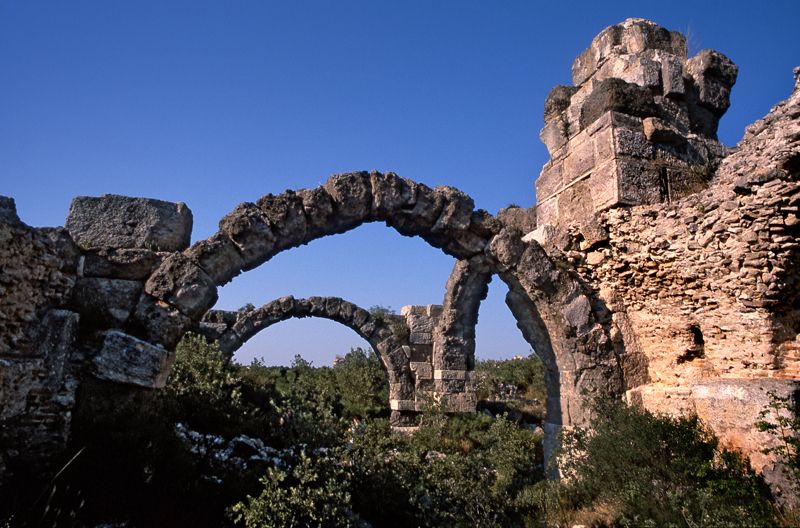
<box><xmin>2</xmin><ymin>1</ymin><xmax>798</xmax><ymax>365</ymax></box>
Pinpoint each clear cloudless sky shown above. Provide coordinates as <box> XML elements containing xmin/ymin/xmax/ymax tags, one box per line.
<box><xmin>2</xmin><ymin>1</ymin><xmax>798</xmax><ymax>365</ymax></box>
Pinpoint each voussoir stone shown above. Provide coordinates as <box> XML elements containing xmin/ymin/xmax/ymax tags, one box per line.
<box><xmin>66</xmin><ymin>194</ymin><xmax>192</xmax><ymax>251</ymax></box>
<box><xmin>144</xmin><ymin>254</ymin><xmax>218</xmax><ymax>319</ymax></box>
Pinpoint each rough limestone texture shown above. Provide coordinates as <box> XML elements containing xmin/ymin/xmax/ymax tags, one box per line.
<box><xmin>66</xmin><ymin>194</ymin><xmax>193</xmax><ymax>252</ymax></box>
<box><xmin>530</xmin><ymin>21</ymin><xmax>800</xmax><ymax>501</ymax></box>
<box><xmin>537</xmin><ymin>18</ymin><xmax>734</xmax><ymax>232</ymax></box>
<box><xmin>0</xmin><ymin>19</ymin><xmax>797</xmax><ymax>502</ymax></box>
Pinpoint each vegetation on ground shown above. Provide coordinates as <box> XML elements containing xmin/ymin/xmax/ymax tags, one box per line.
<box><xmin>2</xmin><ymin>334</ymin><xmax>795</xmax><ymax>527</ymax></box>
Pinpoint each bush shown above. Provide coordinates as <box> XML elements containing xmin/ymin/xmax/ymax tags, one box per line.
<box><xmin>475</xmin><ymin>353</ymin><xmax>547</xmax><ymax>403</ymax></box>
<box><xmin>333</xmin><ymin>347</ymin><xmax>389</xmax><ymax>420</ymax></box>
<box><xmin>537</xmin><ymin>399</ymin><xmax>777</xmax><ymax>528</ymax></box>
<box><xmin>229</xmin><ymin>450</ymin><xmax>358</xmax><ymax>528</ymax></box>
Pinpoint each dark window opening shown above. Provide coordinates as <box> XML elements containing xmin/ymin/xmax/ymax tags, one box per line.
<box><xmin>677</xmin><ymin>324</ymin><xmax>705</xmax><ymax>364</ymax></box>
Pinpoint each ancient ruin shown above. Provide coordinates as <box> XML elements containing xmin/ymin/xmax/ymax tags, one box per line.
<box><xmin>1</xmin><ymin>18</ymin><xmax>798</xmax><ymax>499</ymax></box>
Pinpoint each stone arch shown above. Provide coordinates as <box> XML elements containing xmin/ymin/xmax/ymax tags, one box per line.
<box><xmin>127</xmin><ymin>173</ymin><xmax>624</xmax><ymax>428</ymax></box>
<box><xmin>197</xmin><ymin>295</ymin><xmax>417</xmax><ymax>424</ymax></box>
<box><xmin>134</xmin><ymin>172</ymin><xmax>499</xmax><ymax>351</ymax></box>
<box><xmin>492</xmin><ymin>230</ymin><xmax>624</xmax><ymax>428</ymax></box>
<box><xmin>432</xmin><ymin>231</ymin><xmax>623</xmax><ymax>434</ymax></box>
<box><xmin>185</xmin><ymin>171</ymin><xmax>496</xmax><ymax>290</ymax></box>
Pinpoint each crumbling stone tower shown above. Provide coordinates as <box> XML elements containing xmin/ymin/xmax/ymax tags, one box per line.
<box><xmin>530</xmin><ymin>19</ymin><xmax>800</xmax><ymax>500</ymax></box>
<box><xmin>536</xmin><ymin>18</ymin><xmax>737</xmax><ymax>237</ymax></box>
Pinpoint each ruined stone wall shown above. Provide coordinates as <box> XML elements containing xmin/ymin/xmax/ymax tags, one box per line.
<box><xmin>529</xmin><ymin>19</ymin><xmax>800</xmax><ymax>497</ymax></box>
<box><xmin>0</xmin><ymin>198</ymin><xmax>81</xmax><ymax>479</ymax></box>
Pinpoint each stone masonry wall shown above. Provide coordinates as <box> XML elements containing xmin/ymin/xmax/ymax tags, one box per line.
<box><xmin>530</xmin><ymin>19</ymin><xmax>800</xmax><ymax>499</ymax></box>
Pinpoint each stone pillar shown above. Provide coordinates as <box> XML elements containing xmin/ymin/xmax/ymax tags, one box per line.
<box><xmin>400</xmin><ymin>304</ymin><xmax>477</xmax><ymax>414</ymax></box>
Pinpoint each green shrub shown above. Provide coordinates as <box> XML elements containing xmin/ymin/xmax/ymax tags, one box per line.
<box><xmin>229</xmin><ymin>450</ymin><xmax>358</xmax><ymax>528</ymax></box>
<box><xmin>475</xmin><ymin>353</ymin><xmax>546</xmax><ymax>403</ymax></box>
<box><xmin>333</xmin><ymin>347</ymin><xmax>389</xmax><ymax>420</ymax></box>
<box><xmin>538</xmin><ymin>399</ymin><xmax>777</xmax><ymax>528</ymax></box>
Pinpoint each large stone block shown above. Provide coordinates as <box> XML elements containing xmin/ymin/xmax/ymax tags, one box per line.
<box><xmin>661</xmin><ymin>55</ymin><xmax>685</xmax><ymax>97</ymax></box>
<box><xmin>218</xmin><ymin>202</ymin><xmax>275</xmax><ymax>271</ymax></box>
<box><xmin>540</xmin><ymin>118</ymin><xmax>570</xmax><ymax>156</ymax></box>
<box><xmin>127</xmin><ymin>293</ymin><xmax>192</xmax><ymax>349</ymax></box>
<box><xmin>579</xmin><ymin>78</ymin><xmax>658</xmax><ymax>131</ymax></box>
<box><xmin>535</xmin><ymin>162</ymin><xmax>563</xmax><ymax>202</ymax></box>
<box><xmin>66</xmin><ymin>195</ymin><xmax>192</xmax><ymax>251</ymax></box>
<box><xmin>588</xmin><ymin>159</ymin><xmax>620</xmax><ymax>211</ymax></box>
<box><xmin>144</xmin><ymin>254</ymin><xmax>218</xmax><ymax>319</ymax></box>
<box><xmin>71</xmin><ymin>277</ymin><xmax>142</xmax><ymax>327</ymax></box>
<box><xmin>613</xmin><ymin>125</ymin><xmax>653</xmax><ymax>158</ymax></box>
<box><xmin>686</xmin><ymin>49</ymin><xmax>738</xmax><ymax>116</ymax></box>
<box><xmin>82</xmin><ymin>248</ymin><xmax>161</xmax><ymax>280</ymax></box>
<box><xmin>563</xmin><ymin>134</ymin><xmax>596</xmax><ymax>181</ymax></box>
<box><xmin>92</xmin><ymin>330</ymin><xmax>174</xmax><ymax>388</ymax></box>
<box><xmin>186</xmin><ymin>233</ymin><xmax>244</xmax><ymax>285</ymax></box>
<box><xmin>616</xmin><ymin>158</ymin><xmax>662</xmax><ymax>204</ymax></box>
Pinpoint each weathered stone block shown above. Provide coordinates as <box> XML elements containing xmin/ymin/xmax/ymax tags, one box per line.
<box><xmin>323</xmin><ymin>171</ymin><xmax>373</xmax><ymax>225</ymax></box>
<box><xmin>588</xmin><ymin>159</ymin><xmax>620</xmax><ymax>211</ymax></box>
<box><xmin>144</xmin><ymin>254</ymin><xmax>218</xmax><ymax>319</ymax></box>
<box><xmin>535</xmin><ymin>162</ymin><xmax>563</xmax><ymax>202</ymax></box>
<box><xmin>66</xmin><ymin>195</ymin><xmax>192</xmax><ymax>251</ymax></box>
<box><xmin>564</xmin><ymin>134</ymin><xmax>596</xmax><ymax>181</ymax></box>
<box><xmin>561</xmin><ymin>295</ymin><xmax>593</xmax><ymax>336</ymax></box>
<box><xmin>82</xmin><ymin>248</ymin><xmax>161</xmax><ymax>280</ymax></box>
<box><xmin>218</xmin><ymin>202</ymin><xmax>275</xmax><ymax>271</ymax></box>
<box><xmin>593</xmin><ymin>124</ymin><xmax>615</xmax><ymax>162</ymax></box>
<box><xmin>389</xmin><ymin>399</ymin><xmax>417</xmax><ymax>412</ymax></box>
<box><xmin>71</xmin><ymin>277</ymin><xmax>142</xmax><ymax>327</ymax></box>
<box><xmin>127</xmin><ymin>294</ymin><xmax>192</xmax><ymax>349</ymax></box>
<box><xmin>613</xmin><ymin>126</ymin><xmax>653</xmax><ymax>158</ymax></box>
<box><xmin>256</xmin><ymin>191</ymin><xmax>308</xmax><ymax>248</ymax></box>
<box><xmin>186</xmin><ymin>233</ymin><xmax>244</xmax><ymax>285</ymax></box>
<box><xmin>433</xmin><ymin>369</ymin><xmax>469</xmax><ymax>380</ymax></box>
<box><xmin>643</xmin><ymin>117</ymin><xmax>686</xmax><ymax>146</ymax></box>
<box><xmin>686</xmin><ymin>49</ymin><xmax>738</xmax><ymax>116</ymax></box>
<box><xmin>409</xmin><ymin>343</ymin><xmax>433</xmax><ymax>363</ymax></box>
<box><xmin>661</xmin><ymin>55</ymin><xmax>685</xmax><ymax>97</ymax></box>
<box><xmin>406</xmin><ymin>314</ymin><xmax>434</xmax><ymax>334</ymax></box>
<box><xmin>535</xmin><ymin>197</ymin><xmax>559</xmax><ymax>227</ymax></box>
<box><xmin>540</xmin><ymin>118</ymin><xmax>570</xmax><ymax>156</ymax></box>
<box><xmin>93</xmin><ymin>330</ymin><xmax>173</xmax><ymax>388</ymax></box>
<box><xmin>409</xmin><ymin>331</ymin><xmax>432</xmax><ymax>345</ymax></box>
<box><xmin>616</xmin><ymin>158</ymin><xmax>662</xmax><ymax>204</ymax></box>
<box><xmin>440</xmin><ymin>391</ymin><xmax>477</xmax><ymax>412</ymax></box>
<box><xmin>579</xmin><ymin>78</ymin><xmax>658</xmax><ymax>130</ymax></box>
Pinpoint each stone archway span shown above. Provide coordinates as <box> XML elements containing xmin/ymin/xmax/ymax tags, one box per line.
<box><xmin>186</xmin><ymin>171</ymin><xmax>499</xmax><ymax>289</ymax></box>
<box><xmin>490</xmin><ymin>229</ymin><xmax>624</xmax><ymax>427</ymax></box>
<box><xmin>196</xmin><ymin>295</ymin><xmax>417</xmax><ymax>422</ymax></box>
<box><xmin>431</xmin><ymin>235</ymin><xmax>623</xmax><ymax>432</ymax></box>
<box><xmin>435</xmin><ymin>255</ymin><xmax>495</xmax><ymax>369</ymax></box>
<box><xmin>125</xmin><ymin>172</ymin><xmax>624</xmax><ymax>428</ymax></box>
